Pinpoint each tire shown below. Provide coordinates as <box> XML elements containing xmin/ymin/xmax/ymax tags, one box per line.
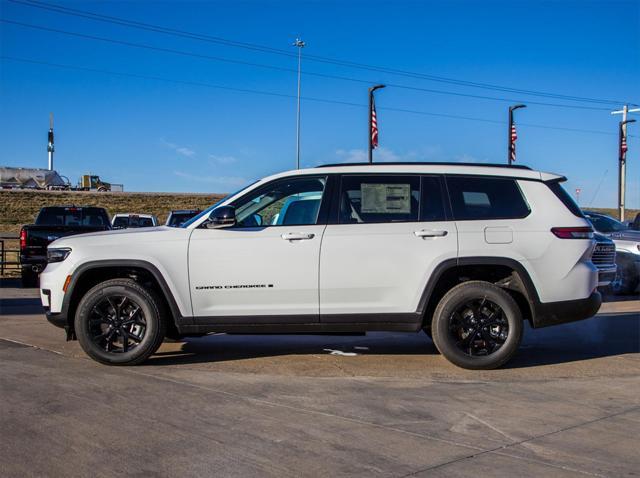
<box><xmin>431</xmin><ymin>281</ymin><xmax>523</xmax><ymax>370</ymax></box>
<box><xmin>21</xmin><ymin>267</ymin><xmax>38</xmax><ymax>288</ymax></box>
<box><xmin>607</xmin><ymin>264</ymin><xmax>639</xmax><ymax>296</ymax></box>
<box><xmin>75</xmin><ymin>278</ymin><xmax>166</xmax><ymax>365</ymax></box>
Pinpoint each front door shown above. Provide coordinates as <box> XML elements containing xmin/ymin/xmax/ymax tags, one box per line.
<box><xmin>188</xmin><ymin>175</ymin><xmax>329</xmax><ymax>322</ymax></box>
<box><xmin>319</xmin><ymin>174</ymin><xmax>458</xmax><ymax>320</ymax></box>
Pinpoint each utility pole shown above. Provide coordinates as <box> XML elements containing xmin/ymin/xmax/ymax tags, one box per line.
<box><xmin>47</xmin><ymin>112</ymin><xmax>55</xmax><ymax>171</ymax></box>
<box><xmin>508</xmin><ymin>104</ymin><xmax>526</xmax><ymax>165</ymax></box>
<box><xmin>612</xmin><ymin>105</ymin><xmax>639</xmax><ymax>221</ymax></box>
<box><xmin>293</xmin><ymin>38</ymin><xmax>305</xmax><ymax>169</ymax></box>
<box><xmin>368</xmin><ymin>84</ymin><xmax>385</xmax><ymax>163</ymax></box>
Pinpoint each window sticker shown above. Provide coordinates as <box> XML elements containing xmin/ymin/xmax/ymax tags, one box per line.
<box><xmin>361</xmin><ymin>183</ymin><xmax>411</xmax><ymax>214</ymax></box>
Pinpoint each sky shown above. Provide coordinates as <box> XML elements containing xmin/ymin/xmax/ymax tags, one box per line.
<box><xmin>0</xmin><ymin>0</ymin><xmax>639</xmax><ymax>209</ymax></box>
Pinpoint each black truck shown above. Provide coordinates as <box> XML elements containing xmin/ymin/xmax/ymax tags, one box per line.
<box><xmin>20</xmin><ymin>206</ymin><xmax>111</xmax><ymax>287</ymax></box>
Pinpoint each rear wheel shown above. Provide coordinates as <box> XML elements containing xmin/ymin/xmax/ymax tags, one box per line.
<box><xmin>431</xmin><ymin>281</ymin><xmax>523</xmax><ymax>370</ymax></box>
<box><xmin>75</xmin><ymin>278</ymin><xmax>166</xmax><ymax>365</ymax></box>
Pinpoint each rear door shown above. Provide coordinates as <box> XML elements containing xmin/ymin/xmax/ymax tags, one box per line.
<box><xmin>319</xmin><ymin>174</ymin><xmax>458</xmax><ymax>321</ymax></box>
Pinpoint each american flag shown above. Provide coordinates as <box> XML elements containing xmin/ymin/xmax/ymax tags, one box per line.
<box><xmin>621</xmin><ymin>135</ymin><xmax>628</xmax><ymax>157</ymax></box>
<box><xmin>371</xmin><ymin>97</ymin><xmax>379</xmax><ymax>149</ymax></box>
<box><xmin>47</xmin><ymin>128</ymin><xmax>54</xmax><ymax>153</ymax></box>
<box><xmin>510</xmin><ymin>123</ymin><xmax>517</xmax><ymax>162</ymax></box>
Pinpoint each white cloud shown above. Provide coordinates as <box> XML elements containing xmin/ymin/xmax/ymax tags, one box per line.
<box><xmin>161</xmin><ymin>139</ymin><xmax>196</xmax><ymax>157</ymax></box>
<box><xmin>209</xmin><ymin>154</ymin><xmax>237</xmax><ymax>165</ymax></box>
<box><xmin>173</xmin><ymin>171</ymin><xmax>247</xmax><ymax>188</ymax></box>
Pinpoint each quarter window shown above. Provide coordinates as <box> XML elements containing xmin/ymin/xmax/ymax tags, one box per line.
<box><xmin>446</xmin><ymin>176</ymin><xmax>530</xmax><ymax>220</ymax></box>
<box><xmin>233</xmin><ymin>176</ymin><xmax>326</xmax><ymax>227</ymax></box>
<box><xmin>339</xmin><ymin>175</ymin><xmax>420</xmax><ymax>224</ymax></box>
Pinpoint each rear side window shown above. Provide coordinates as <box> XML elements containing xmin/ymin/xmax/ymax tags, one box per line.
<box><xmin>340</xmin><ymin>175</ymin><xmax>420</xmax><ymax>224</ymax></box>
<box><xmin>446</xmin><ymin>176</ymin><xmax>530</xmax><ymax>220</ymax></box>
<box><xmin>546</xmin><ymin>181</ymin><xmax>584</xmax><ymax>218</ymax></box>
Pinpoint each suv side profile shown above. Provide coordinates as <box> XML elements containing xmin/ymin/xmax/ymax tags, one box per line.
<box><xmin>40</xmin><ymin>163</ymin><xmax>601</xmax><ymax>369</ymax></box>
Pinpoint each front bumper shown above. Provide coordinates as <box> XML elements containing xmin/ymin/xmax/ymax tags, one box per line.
<box><xmin>532</xmin><ymin>291</ymin><xmax>602</xmax><ymax>328</ymax></box>
<box><xmin>597</xmin><ymin>266</ymin><xmax>617</xmax><ymax>286</ymax></box>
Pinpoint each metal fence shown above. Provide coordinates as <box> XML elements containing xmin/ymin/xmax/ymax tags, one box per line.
<box><xmin>0</xmin><ymin>234</ymin><xmax>20</xmax><ymax>276</ymax></box>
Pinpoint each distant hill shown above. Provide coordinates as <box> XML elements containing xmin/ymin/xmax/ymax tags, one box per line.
<box><xmin>0</xmin><ymin>189</ymin><xmax>225</xmax><ymax>233</ymax></box>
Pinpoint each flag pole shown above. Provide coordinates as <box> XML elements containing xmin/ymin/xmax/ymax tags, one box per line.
<box><xmin>508</xmin><ymin>104</ymin><xmax>526</xmax><ymax>165</ymax></box>
<box><xmin>368</xmin><ymin>85</ymin><xmax>385</xmax><ymax>163</ymax></box>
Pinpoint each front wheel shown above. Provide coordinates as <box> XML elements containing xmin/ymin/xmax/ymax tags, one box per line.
<box><xmin>75</xmin><ymin>278</ymin><xmax>166</xmax><ymax>365</ymax></box>
<box><xmin>431</xmin><ymin>281</ymin><xmax>523</xmax><ymax>370</ymax></box>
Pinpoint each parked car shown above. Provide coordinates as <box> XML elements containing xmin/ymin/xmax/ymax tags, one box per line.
<box><xmin>112</xmin><ymin>214</ymin><xmax>159</xmax><ymax>229</ymax></box>
<box><xmin>41</xmin><ymin>162</ymin><xmax>602</xmax><ymax>369</ymax></box>
<box><xmin>20</xmin><ymin>206</ymin><xmax>111</xmax><ymax>287</ymax></box>
<box><xmin>165</xmin><ymin>209</ymin><xmax>201</xmax><ymax>227</ymax></box>
<box><xmin>592</xmin><ymin>233</ymin><xmax>616</xmax><ymax>287</ymax></box>
<box><xmin>583</xmin><ymin>211</ymin><xmax>640</xmax><ymax>294</ymax></box>
<box><xmin>625</xmin><ymin>212</ymin><xmax>640</xmax><ymax>231</ymax></box>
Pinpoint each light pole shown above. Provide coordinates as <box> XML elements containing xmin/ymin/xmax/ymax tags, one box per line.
<box><xmin>508</xmin><ymin>104</ymin><xmax>526</xmax><ymax>165</ymax></box>
<box><xmin>618</xmin><ymin>118</ymin><xmax>636</xmax><ymax>221</ymax></box>
<box><xmin>293</xmin><ymin>38</ymin><xmax>305</xmax><ymax>169</ymax></box>
<box><xmin>612</xmin><ymin>105</ymin><xmax>640</xmax><ymax>221</ymax></box>
<box><xmin>368</xmin><ymin>84</ymin><xmax>385</xmax><ymax>163</ymax></box>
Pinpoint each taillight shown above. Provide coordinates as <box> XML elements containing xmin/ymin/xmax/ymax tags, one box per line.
<box><xmin>20</xmin><ymin>229</ymin><xmax>27</xmax><ymax>250</ymax></box>
<box><xmin>551</xmin><ymin>227</ymin><xmax>594</xmax><ymax>239</ymax></box>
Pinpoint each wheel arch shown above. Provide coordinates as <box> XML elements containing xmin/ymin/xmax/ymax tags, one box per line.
<box><xmin>61</xmin><ymin>260</ymin><xmax>185</xmax><ymax>338</ymax></box>
<box><xmin>418</xmin><ymin>257</ymin><xmax>540</xmax><ymax>328</ymax></box>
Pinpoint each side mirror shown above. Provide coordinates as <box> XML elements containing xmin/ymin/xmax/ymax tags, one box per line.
<box><xmin>206</xmin><ymin>206</ymin><xmax>236</xmax><ymax>229</ymax></box>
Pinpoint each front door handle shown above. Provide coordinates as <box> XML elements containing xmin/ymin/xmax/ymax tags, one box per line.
<box><xmin>414</xmin><ymin>229</ymin><xmax>448</xmax><ymax>238</ymax></box>
<box><xmin>281</xmin><ymin>232</ymin><xmax>315</xmax><ymax>241</ymax></box>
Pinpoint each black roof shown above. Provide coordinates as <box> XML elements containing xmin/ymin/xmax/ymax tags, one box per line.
<box><xmin>316</xmin><ymin>162</ymin><xmax>532</xmax><ymax>170</ymax></box>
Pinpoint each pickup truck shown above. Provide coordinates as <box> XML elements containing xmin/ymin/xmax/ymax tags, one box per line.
<box><xmin>20</xmin><ymin>206</ymin><xmax>111</xmax><ymax>287</ymax></box>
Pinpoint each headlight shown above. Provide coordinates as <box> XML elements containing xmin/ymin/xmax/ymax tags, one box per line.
<box><xmin>47</xmin><ymin>248</ymin><xmax>71</xmax><ymax>263</ymax></box>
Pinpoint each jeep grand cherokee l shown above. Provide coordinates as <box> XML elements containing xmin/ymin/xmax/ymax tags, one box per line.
<box><xmin>40</xmin><ymin>163</ymin><xmax>601</xmax><ymax>369</ymax></box>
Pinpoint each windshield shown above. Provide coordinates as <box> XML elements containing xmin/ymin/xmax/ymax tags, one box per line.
<box><xmin>180</xmin><ymin>181</ymin><xmax>258</xmax><ymax>228</ymax></box>
<box><xmin>586</xmin><ymin>214</ymin><xmax>628</xmax><ymax>233</ymax></box>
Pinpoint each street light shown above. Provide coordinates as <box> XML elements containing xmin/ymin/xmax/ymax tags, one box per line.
<box><xmin>368</xmin><ymin>84</ymin><xmax>385</xmax><ymax>163</ymax></box>
<box><xmin>508</xmin><ymin>104</ymin><xmax>526</xmax><ymax>165</ymax></box>
<box><xmin>293</xmin><ymin>38</ymin><xmax>305</xmax><ymax>169</ymax></box>
<box><xmin>618</xmin><ymin>118</ymin><xmax>636</xmax><ymax>221</ymax></box>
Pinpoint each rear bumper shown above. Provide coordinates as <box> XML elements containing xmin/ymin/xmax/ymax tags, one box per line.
<box><xmin>532</xmin><ymin>291</ymin><xmax>602</xmax><ymax>328</ymax></box>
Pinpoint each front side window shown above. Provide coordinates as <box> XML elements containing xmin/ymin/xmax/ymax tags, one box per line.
<box><xmin>447</xmin><ymin>176</ymin><xmax>530</xmax><ymax>220</ymax></box>
<box><xmin>339</xmin><ymin>175</ymin><xmax>420</xmax><ymax>224</ymax></box>
<box><xmin>233</xmin><ymin>176</ymin><xmax>326</xmax><ymax>227</ymax></box>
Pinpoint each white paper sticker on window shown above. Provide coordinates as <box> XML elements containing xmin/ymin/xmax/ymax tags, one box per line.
<box><xmin>361</xmin><ymin>184</ymin><xmax>411</xmax><ymax>214</ymax></box>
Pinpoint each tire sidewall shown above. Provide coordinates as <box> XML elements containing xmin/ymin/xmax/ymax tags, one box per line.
<box><xmin>432</xmin><ymin>282</ymin><xmax>523</xmax><ymax>370</ymax></box>
<box><xmin>75</xmin><ymin>281</ymin><xmax>162</xmax><ymax>365</ymax></box>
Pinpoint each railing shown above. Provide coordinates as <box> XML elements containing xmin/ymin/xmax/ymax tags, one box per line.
<box><xmin>0</xmin><ymin>234</ymin><xmax>20</xmax><ymax>276</ymax></box>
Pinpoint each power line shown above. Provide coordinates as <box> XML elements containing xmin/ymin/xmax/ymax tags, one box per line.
<box><xmin>7</xmin><ymin>0</ymin><xmax>637</xmax><ymax>107</ymax></box>
<box><xmin>1</xmin><ymin>55</ymin><xmax>620</xmax><ymax>137</ymax></box>
<box><xmin>0</xmin><ymin>18</ymin><xmax>614</xmax><ymax>112</ymax></box>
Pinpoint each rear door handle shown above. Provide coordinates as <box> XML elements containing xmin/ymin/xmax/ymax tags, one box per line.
<box><xmin>281</xmin><ymin>232</ymin><xmax>315</xmax><ymax>241</ymax></box>
<box><xmin>414</xmin><ymin>229</ymin><xmax>448</xmax><ymax>238</ymax></box>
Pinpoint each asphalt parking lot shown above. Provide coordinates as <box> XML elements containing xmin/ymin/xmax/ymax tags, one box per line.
<box><xmin>1</xmin><ymin>280</ymin><xmax>639</xmax><ymax>477</ymax></box>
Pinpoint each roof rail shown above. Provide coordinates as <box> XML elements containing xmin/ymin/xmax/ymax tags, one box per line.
<box><xmin>316</xmin><ymin>162</ymin><xmax>532</xmax><ymax>170</ymax></box>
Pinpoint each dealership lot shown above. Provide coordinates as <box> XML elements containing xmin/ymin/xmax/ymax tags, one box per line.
<box><xmin>1</xmin><ymin>280</ymin><xmax>639</xmax><ymax>477</ymax></box>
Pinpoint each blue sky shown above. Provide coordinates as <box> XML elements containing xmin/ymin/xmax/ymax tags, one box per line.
<box><xmin>1</xmin><ymin>0</ymin><xmax>638</xmax><ymax>209</ymax></box>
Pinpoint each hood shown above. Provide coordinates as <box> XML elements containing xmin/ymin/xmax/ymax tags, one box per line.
<box><xmin>603</xmin><ymin>229</ymin><xmax>640</xmax><ymax>243</ymax></box>
<box><xmin>49</xmin><ymin>225</ymin><xmax>185</xmax><ymax>248</ymax></box>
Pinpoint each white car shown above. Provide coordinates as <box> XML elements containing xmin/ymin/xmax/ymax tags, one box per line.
<box><xmin>111</xmin><ymin>213</ymin><xmax>159</xmax><ymax>229</ymax></box>
<box><xmin>40</xmin><ymin>163</ymin><xmax>601</xmax><ymax>369</ymax></box>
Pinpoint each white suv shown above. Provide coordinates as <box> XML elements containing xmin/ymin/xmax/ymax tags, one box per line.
<box><xmin>40</xmin><ymin>163</ymin><xmax>601</xmax><ymax>369</ymax></box>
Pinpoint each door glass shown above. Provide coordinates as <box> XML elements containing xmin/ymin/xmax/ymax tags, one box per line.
<box><xmin>340</xmin><ymin>175</ymin><xmax>420</xmax><ymax>224</ymax></box>
<box><xmin>234</xmin><ymin>176</ymin><xmax>326</xmax><ymax>227</ymax></box>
